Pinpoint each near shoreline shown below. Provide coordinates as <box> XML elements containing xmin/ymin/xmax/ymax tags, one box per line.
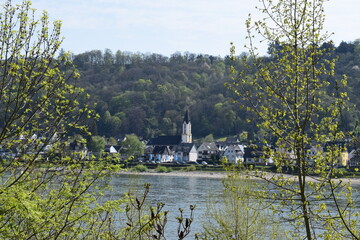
<box><xmin>116</xmin><ymin>170</ymin><xmax>228</xmax><ymax>179</ymax></box>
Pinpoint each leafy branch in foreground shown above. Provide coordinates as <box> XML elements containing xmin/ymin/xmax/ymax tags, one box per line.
<box><xmin>0</xmin><ymin>1</ymin><xmax>123</xmax><ymax>238</ymax></box>
<box><xmin>199</xmin><ymin>167</ymin><xmax>281</xmax><ymax>240</ymax></box>
<box><xmin>227</xmin><ymin>0</ymin><xmax>359</xmax><ymax>239</ymax></box>
<box><xmin>0</xmin><ymin>2</ymin><xmax>198</xmax><ymax>239</ymax></box>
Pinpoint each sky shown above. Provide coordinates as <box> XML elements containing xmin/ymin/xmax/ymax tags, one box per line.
<box><xmin>9</xmin><ymin>0</ymin><xmax>360</xmax><ymax>57</ymax></box>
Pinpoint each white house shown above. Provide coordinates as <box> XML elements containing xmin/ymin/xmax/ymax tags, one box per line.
<box><xmin>197</xmin><ymin>142</ymin><xmax>219</xmax><ymax>162</ymax></box>
<box><xmin>223</xmin><ymin>144</ymin><xmax>244</xmax><ymax>164</ymax></box>
<box><xmin>152</xmin><ymin>146</ymin><xmax>174</xmax><ymax>162</ymax></box>
<box><xmin>304</xmin><ymin>144</ymin><xmax>323</xmax><ymax>166</ymax></box>
<box><xmin>105</xmin><ymin>145</ymin><xmax>118</xmax><ymax>154</ymax></box>
<box><xmin>174</xmin><ymin>143</ymin><xmax>198</xmax><ymax>162</ymax></box>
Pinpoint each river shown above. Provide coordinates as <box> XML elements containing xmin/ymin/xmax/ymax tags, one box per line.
<box><xmin>104</xmin><ymin>173</ymin><xmax>360</xmax><ymax>239</ymax></box>
<box><xmin>106</xmin><ymin>173</ymin><xmax>223</xmax><ymax>239</ymax></box>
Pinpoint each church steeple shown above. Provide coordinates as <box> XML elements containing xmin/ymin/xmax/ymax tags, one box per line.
<box><xmin>184</xmin><ymin>110</ymin><xmax>190</xmax><ymax>124</ymax></box>
<box><xmin>182</xmin><ymin>110</ymin><xmax>192</xmax><ymax>143</ymax></box>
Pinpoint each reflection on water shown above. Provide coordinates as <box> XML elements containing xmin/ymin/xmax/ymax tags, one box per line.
<box><xmin>107</xmin><ymin>174</ymin><xmax>223</xmax><ymax>238</ymax></box>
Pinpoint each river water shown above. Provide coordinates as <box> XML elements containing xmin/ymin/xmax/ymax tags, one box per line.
<box><xmin>104</xmin><ymin>173</ymin><xmax>360</xmax><ymax>239</ymax></box>
<box><xmin>106</xmin><ymin>173</ymin><xmax>223</xmax><ymax>239</ymax></box>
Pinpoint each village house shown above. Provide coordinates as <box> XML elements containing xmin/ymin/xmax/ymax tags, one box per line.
<box><xmin>104</xmin><ymin>145</ymin><xmax>119</xmax><ymax>155</ymax></box>
<box><xmin>223</xmin><ymin>144</ymin><xmax>245</xmax><ymax>164</ymax></box>
<box><xmin>243</xmin><ymin>145</ymin><xmax>272</xmax><ymax>165</ymax></box>
<box><xmin>344</xmin><ymin>139</ymin><xmax>360</xmax><ymax>169</ymax></box>
<box><xmin>197</xmin><ymin>142</ymin><xmax>219</xmax><ymax>163</ymax></box>
<box><xmin>324</xmin><ymin>141</ymin><xmax>350</xmax><ymax>167</ymax></box>
<box><xmin>151</xmin><ymin>145</ymin><xmax>174</xmax><ymax>162</ymax></box>
<box><xmin>67</xmin><ymin>138</ymin><xmax>88</xmax><ymax>159</ymax></box>
<box><xmin>348</xmin><ymin>149</ymin><xmax>360</xmax><ymax>169</ymax></box>
<box><xmin>304</xmin><ymin>143</ymin><xmax>323</xmax><ymax>166</ymax></box>
<box><xmin>173</xmin><ymin>143</ymin><xmax>198</xmax><ymax>162</ymax></box>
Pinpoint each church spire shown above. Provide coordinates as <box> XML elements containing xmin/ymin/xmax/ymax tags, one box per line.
<box><xmin>182</xmin><ymin>110</ymin><xmax>192</xmax><ymax>143</ymax></box>
<box><xmin>183</xmin><ymin>110</ymin><xmax>190</xmax><ymax>124</ymax></box>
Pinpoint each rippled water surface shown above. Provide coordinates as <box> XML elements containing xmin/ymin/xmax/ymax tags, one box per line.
<box><xmin>105</xmin><ymin>173</ymin><xmax>360</xmax><ymax>239</ymax></box>
<box><xmin>107</xmin><ymin>174</ymin><xmax>224</xmax><ymax>238</ymax></box>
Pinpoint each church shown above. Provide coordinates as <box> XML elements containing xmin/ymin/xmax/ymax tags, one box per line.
<box><xmin>145</xmin><ymin>110</ymin><xmax>198</xmax><ymax>163</ymax></box>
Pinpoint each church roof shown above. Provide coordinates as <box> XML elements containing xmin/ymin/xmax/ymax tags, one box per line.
<box><xmin>152</xmin><ymin>146</ymin><xmax>173</xmax><ymax>155</ymax></box>
<box><xmin>173</xmin><ymin>143</ymin><xmax>196</xmax><ymax>153</ymax></box>
<box><xmin>198</xmin><ymin>142</ymin><xmax>219</xmax><ymax>151</ymax></box>
<box><xmin>147</xmin><ymin>135</ymin><xmax>181</xmax><ymax>146</ymax></box>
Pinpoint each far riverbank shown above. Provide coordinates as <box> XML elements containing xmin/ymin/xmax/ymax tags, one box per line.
<box><xmin>116</xmin><ymin>169</ymin><xmax>360</xmax><ymax>184</ymax></box>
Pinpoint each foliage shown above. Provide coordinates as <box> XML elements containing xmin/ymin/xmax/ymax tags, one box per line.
<box><xmin>87</xmin><ymin>135</ymin><xmax>106</xmax><ymax>152</ymax></box>
<box><xmin>132</xmin><ymin>164</ymin><xmax>148</xmax><ymax>172</ymax></box>
<box><xmin>202</xmin><ymin>134</ymin><xmax>214</xmax><ymax>143</ymax></box>
<box><xmin>0</xmin><ymin>1</ymin><xmax>120</xmax><ymax>238</ymax></box>
<box><xmin>71</xmin><ymin>48</ymin><xmax>256</xmax><ymax>139</ymax></box>
<box><xmin>155</xmin><ymin>165</ymin><xmax>172</xmax><ymax>173</ymax></box>
<box><xmin>227</xmin><ymin>0</ymin><xmax>359</xmax><ymax>239</ymax></box>
<box><xmin>107</xmin><ymin>136</ymin><xmax>118</xmax><ymax>145</ymax></box>
<box><xmin>185</xmin><ymin>165</ymin><xmax>196</xmax><ymax>171</ymax></box>
<box><xmin>199</xmin><ymin>170</ymin><xmax>280</xmax><ymax>239</ymax></box>
<box><xmin>121</xmin><ymin>133</ymin><xmax>146</xmax><ymax>157</ymax></box>
<box><xmin>70</xmin><ymin>43</ymin><xmax>360</xmax><ymax>140</ymax></box>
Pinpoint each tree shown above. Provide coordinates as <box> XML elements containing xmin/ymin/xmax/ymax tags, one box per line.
<box><xmin>100</xmin><ymin>110</ymin><xmax>121</xmax><ymax>137</ymax></box>
<box><xmin>121</xmin><ymin>134</ymin><xmax>145</xmax><ymax>157</ymax></box>
<box><xmin>200</xmin><ymin>171</ymin><xmax>280</xmax><ymax>239</ymax></box>
<box><xmin>228</xmin><ymin>0</ymin><xmax>359</xmax><ymax>239</ymax></box>
<box><xmin>0</xmin><ymin>2</ymin><xmax>200</xmax><ymax>239</ymax></box>
<box><xmin>336</xmin><ymin>41</ymin><xmax>355</xmax><ymax>54</ymax></box>
<box><xmin>0</xmin><ymin>1</ymin><xmax>121</xmax><ymax>238</ymax></box>
<box><xmin>87</xmin><ymin>135</ymin><xmax>106</xmax><ymax>153</ymax></box>
<box><xmin>203</xmin><ymin>134</ymin><xmax>214</xmax><ymax>142</ymax></box>
<box><xmin>103</xmin><ymin>48</ymin><xmax>114</xmax><ymax>66</ymax></box>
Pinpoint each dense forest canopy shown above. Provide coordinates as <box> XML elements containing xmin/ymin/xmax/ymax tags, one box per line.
<box><xmin>69</xmin><ymin>40</ymin><xmax>360</xmax><ymax>141</ymax></box>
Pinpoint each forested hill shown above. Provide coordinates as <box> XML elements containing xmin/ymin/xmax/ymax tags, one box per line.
<box><xmin>71</xmin><ymin>40</ymin><xmax>360</xmax><ymax>141</ymax></box>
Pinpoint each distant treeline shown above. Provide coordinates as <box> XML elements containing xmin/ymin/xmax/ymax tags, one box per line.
<box><xmin>69</xmin><ymin>40</ymin><xmax>360</xmax><ymax>141</ymax></box>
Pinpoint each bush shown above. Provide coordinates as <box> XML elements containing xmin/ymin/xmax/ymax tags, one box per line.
<box><xmin>155</xmin><ymin>165</ymin><xmax>172</xmax><ymax>173</ymax></box>
<box><xmin>185</xmin><ymin>165</ymin><xmax>197</xmax><ymax>172</ymax></box>
<box><xmin>133</xmin><ymin>164</ymin><xmax>148</xmax><ymax>172</ymax></box>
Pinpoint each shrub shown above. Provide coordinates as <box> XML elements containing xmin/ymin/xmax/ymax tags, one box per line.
<box><xmin>133</xmin><ymin>164</ymin><xmax>148</xmax><ymax>172</ymax></box>
<box><xmin>155</xmin><ymin>165</ymin><xmax>172</xmax><ymax>173</ymax></box>
<box><xmin>185</xmin><ymin>165</ymin><xmax>197</xmax><ymax>172</ymax></box>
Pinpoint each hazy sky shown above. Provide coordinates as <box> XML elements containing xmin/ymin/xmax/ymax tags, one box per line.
<box><xmin>12</xmin><ymin>0</ymin><xmax>360</xmax><ymax>56</ymax></box>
